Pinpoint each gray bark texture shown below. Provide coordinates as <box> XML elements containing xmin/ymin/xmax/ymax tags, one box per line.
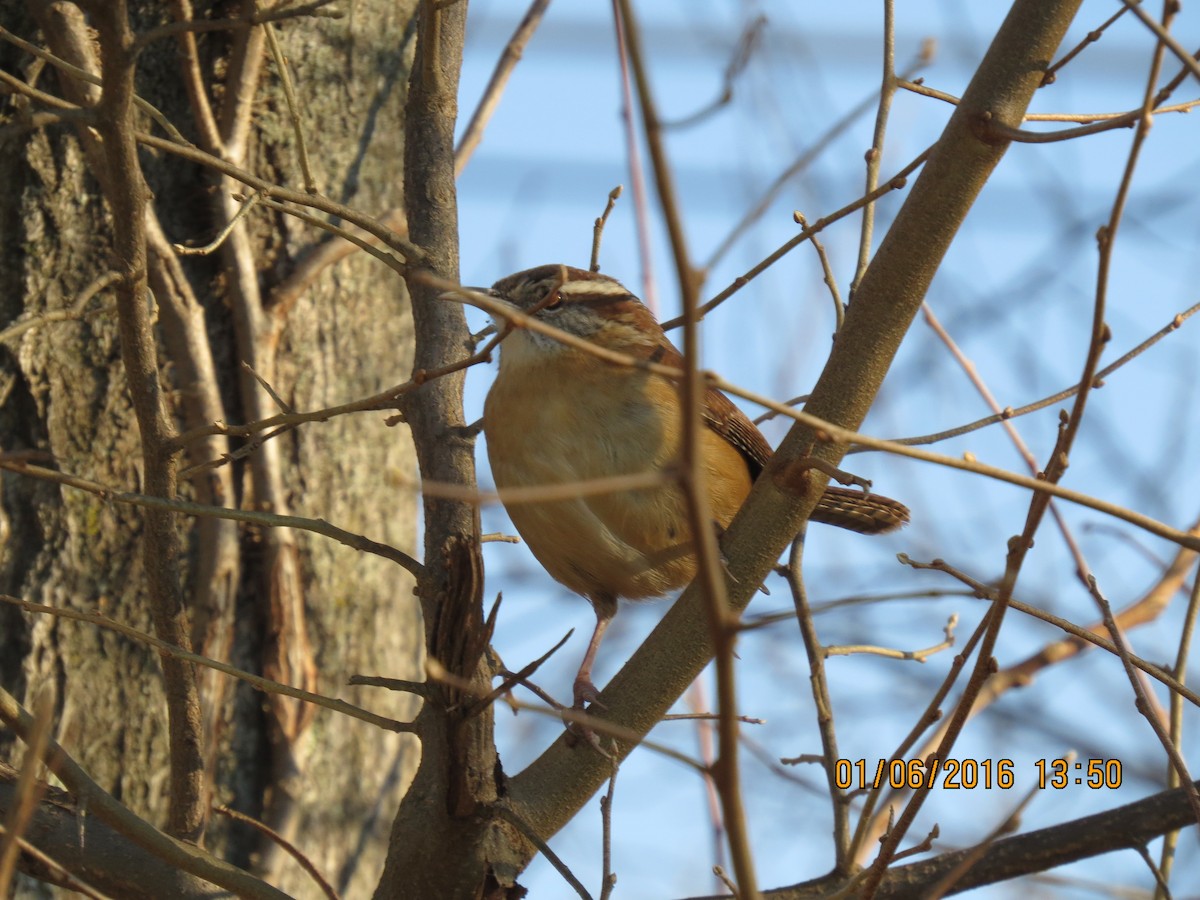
<box><xmin>0</xmin><ymin>3</ymin><xmax>422</xmax><ymax>897</ymax></box>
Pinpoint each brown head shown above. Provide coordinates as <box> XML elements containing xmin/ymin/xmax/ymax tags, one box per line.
<box><xmin>485</xmin><ymin>264</ymin><xmax>667</xmax><ymax>357</ymax></box>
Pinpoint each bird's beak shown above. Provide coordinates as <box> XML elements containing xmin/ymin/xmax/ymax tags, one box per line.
<box><xmin>438</xmin><ymin>285</ymin><xmax>492</xmax><ymax>304</ymax></box>
<box><xmin>439</xmin><ymin>286</ymin><xmax>522</xmax><ymax>329</ymax></box>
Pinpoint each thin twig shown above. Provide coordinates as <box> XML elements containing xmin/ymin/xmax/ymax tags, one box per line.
<box><xmin>883</xmin><ymin>300</ymin><xmax>1200</xmax><ymax>448</ymax></box>
<box><xmin>173</xmin><ymin>190</ymin><xmax>264</xmax><ymax>255</ymax></box>
<box><xmin>852</xmin><ymin>0</ymin><xmax>896</xmax><ymax>294</ymax></box>
<box><xmin>609</xmin><ymin>0</ymin><xmax>656</xmax><ymax>306</ymax></box>
<box><xmin>495</xmin><ymin>807</ymin><xmax>594</xmax><ymax>900</ymax></box>
<box><xmin>661</xmin><ymin>14</ymin><xmax>765</xmax><ymax>130</ymax></box>
<box><xmin>0</xmin><ymin>66</ymin><xmax>81</xmax><ymax>112</ymax></box>
<box><xmin>984</xmin><ymin>112</ymin><xmax>1165</xmax><ymax>144</ymax></box>
<box><xmin>0</xmin><ymin>272</ymin><xmax>119</xmax><ymax>344</ymax></box>
<box><xmin>590</xmin><ymin>185</ymin><xmax>623</xmax><ymax>272</ymax></box>
<box><xmin>480</xmin><ymin>532</ymin><xmax>519</xmax><ymax>544</ymax></box>
<box><xmin>899</xmin><ymin>78</ymin><xmax>1199</xmax><ymax>124</ymax></box>
<box><xmin>497</xmin><ymin>671</ymin><xmax>563</xmax><ymax>711</ymax></box>
<box><xmin>1043</xmin><ymin>2</ymin><xmax>1134</xmax><ymax>84</ymax></box>
<box><xmin>169</xmin><ymin>0</ymin><xmax>224</xmax><ymax>152</ymax></box>
<box><xmin>854</xmin><ymin>533</ymin><xmax>1200</xmax><ymax>864</ymax></box>
<box><xmin>233</xmin><ymin>191</ymin><xmax>406</xmax><ymax>280</ymax></box>
<box><xmin>1138</xmin><ymin>844</ymin><xmax>1175</xmax><ymax>900</ymax></box>
<box><xmin>174</xmin><ymin>320</ymin><xmax>497</xmax><ymax>476</ymax></box>
<box><xmin>1086</xmin><ymin>577</ymin><xmax>1200</xmax><ymax>825</ymax></box>
<box><xmin>685</xmin><ymin>679</ymin><xmax>728</xmax><ymax>890</ymax></box>
<box><xmin>598</xmin><ymin>761</ymin><xmax>618</xmax><ymax>900</ymax></box>
<box><xmin>263</xmin><ymin>21</ymin><xmax>316</xmax><ymax>192</ymax></box>
<box><xmin>787</xmin><ymin>533</ymin><xmax>852</xmax><ymax>872</ymax></box>
<box><xmin>465</xmin><ymin>629</ymin><xmax>574</xmax><ymax>716</ymax></box>
<box><xmin>713</xmin><ymin>866</ymin><xmax>739</xmax><ymax>897</ymax></box>
<box><xmin>704</xmin><ymin>371</ymin><xmax>1200</xmax><ymax>553</ymax></box>
<box><xmin>907</xmin><ymin>35</ymin><xmax>1199</xmax><ymax>146</ymax></box>
<box><xmin>825</xmin><ymin>615</ymin><xmax>957</xmax><ymax>662</ymax></box>
<box><xmin>266</xmin><ymin>207</ymin><xmax>409</xmax><ymax>313</ymax></box>
<box><xmin>920</xmin><ymin>301</ymin><xmax>1093</xmax><ymax>586</ymax></box>
<box><xmin>954</xmin><ymin>775</ymin><xmax>1047</xmax><ymax>900</ymax></box>
<box><xmin>617</xmin><ymin>0</ymin><xmax>697</xmax><ymax>302</ymax></box>
<box><xmin>172</xmin><ymin>330</ymin><xmax>490</xmax><ymax>450</ymax></box>
<box><xmin>795</xmin><ymin>212</ymin><xmax>844</xmax><ymax>332</ymax></box>
<box><xmin>242</xmin><ymin>361</ymin><xmax>294</xmax><ymax>414</ymax></box>
<box><xmin>213</xmin><ymin>806</ymin><xmax>340</xmax><ymax>900</ymax></box>
<box><xmin>346</xmin><ymin>675</ymin><xmax>434</xmax><ymax>698</ymax></box>
<box><xmin>663</xmin><ymin>712</ymin><xmax>765</xmax><ymax>725</ymax></box>
<box><xmin>857</xmin><ymin>599</ymin><xmax>1000</xmax><ymax>890</ymax></box>
<box><xmin>1159</xmin><ymin>570</ymin><xmax>1200</xmax><ymax>892</ymax></box>
<box><xmin>1066</xmin><ymin>5</ymin><xmax>1200</xmax><ymax>833</ymax></box>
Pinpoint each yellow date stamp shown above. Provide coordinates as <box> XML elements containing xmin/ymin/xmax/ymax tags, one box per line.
<box><xmin>833</xmin><ymin>758</ymin><xmax>1123</xmax><ymax>790</ymax></box>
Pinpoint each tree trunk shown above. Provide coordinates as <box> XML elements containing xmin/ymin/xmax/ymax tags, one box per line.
<box><xmin>0</xmin><ymin>3</ymin><xmax>421</xmax><ymax>897</ymax></box>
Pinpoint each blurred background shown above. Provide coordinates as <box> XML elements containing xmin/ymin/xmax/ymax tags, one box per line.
<box><xmin>451</xmin><ymin>2</ymin><xmax>1200</xmax><ymax>896</ymax></box>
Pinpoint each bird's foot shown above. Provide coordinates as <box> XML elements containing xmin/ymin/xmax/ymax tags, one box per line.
<box><xmin>564</xmin><ymin>677</ymin><xmax>612</xmax><ymax>754</ymax></box>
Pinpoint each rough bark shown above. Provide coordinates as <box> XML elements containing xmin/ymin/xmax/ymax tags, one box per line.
<box><xmin>0</xmin><ymin>3</ymin><xmax>421</xmax><ymax>897</ymax></box>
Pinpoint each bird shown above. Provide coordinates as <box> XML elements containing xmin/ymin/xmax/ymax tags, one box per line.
<box><xmin>455</xmin><ymin>264</ymin><xmax>908</xmax><ymax>714</ymax></box>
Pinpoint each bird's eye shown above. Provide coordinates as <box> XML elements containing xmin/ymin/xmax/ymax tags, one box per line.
<box><xmin>541</xmin><ymin>291</ymin><xmax>563</xmax><ymax>311</ymax></box>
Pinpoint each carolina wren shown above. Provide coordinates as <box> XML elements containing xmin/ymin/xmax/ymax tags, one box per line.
<box><xmin>465</xmin><ymin>265</ymin><xmax>908</xmax><ymax>711</ymax></box>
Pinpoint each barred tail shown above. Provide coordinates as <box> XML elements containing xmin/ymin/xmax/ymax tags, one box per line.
<box><xmin>810</xmin><ymin>486</ymin><xmax>910</xmax><ymax>534</ymax></box>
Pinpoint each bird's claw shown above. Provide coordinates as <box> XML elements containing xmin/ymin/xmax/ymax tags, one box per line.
<box><xmin>572</xmin><ymin>677</ymin><xmax>606</xmax><ymax>711</ymax></box>
<box><xmin>564</xmin><ymin>677</ymin><xmax>613</xmax><ymax>752</ymax></box>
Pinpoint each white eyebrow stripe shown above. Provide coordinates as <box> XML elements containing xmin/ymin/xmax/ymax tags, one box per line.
<box><xmin>559</xmin><ymin>279</ymin><xmax>630</xmax><ymax>298</ymax></box>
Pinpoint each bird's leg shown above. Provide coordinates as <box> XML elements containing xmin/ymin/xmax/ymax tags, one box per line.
<box><xmin>572</xmin><ymin>606</ymin><xmax>613</xmax><ymax>710</ymax></box>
